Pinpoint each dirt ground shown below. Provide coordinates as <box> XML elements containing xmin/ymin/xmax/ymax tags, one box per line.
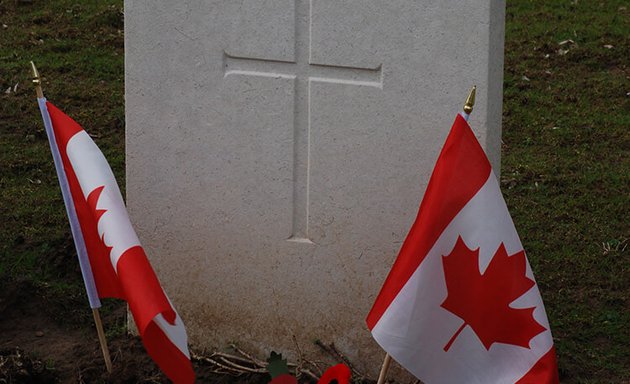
<box><xmin>0</xmin><ymin>280</ymin><xmax>285</xmax><ymax>383</ymax></box>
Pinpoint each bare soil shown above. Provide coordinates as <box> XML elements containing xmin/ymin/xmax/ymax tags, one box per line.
<box><xmin>0</xmin><ymin>280</ymin><xmax>273</xmax><ymax>383</ymax></box>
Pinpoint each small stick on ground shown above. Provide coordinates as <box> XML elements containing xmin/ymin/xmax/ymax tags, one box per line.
<box><xmin>315</xmin><ymin>340</ymin><xmax>369</xmax><ymax>381</ymax></box>
<box><xmin>301</xmin><ymin>369</ymin><xmax>320</xmax><ymax>381</ymax></box>
<box><xmin>192</xmin><ymin>344</ymin><xmax>335</xmax><ymax>380</ymax></box>
<box><xmin>192</xmin><ymin>352</ymin><xmax>255</xmax><ymax>375</ymax></box>
<box><xmin>229</xmin><ymin>343</ymin><xmax>267</xmax><ymax>367</ymax></box>
<box><xmin>292</xmin><ymin>334</ymin><xmax>304</xmax><ymax>378</ymax></box>
<box><xmin>291</xmin><ymin>335</ymin><xmax>326</xmax><ymax>378</ymax></box>
<box><xmin>212</xmin><ymin>352</ymin><xmax>263</xmax><ymax>366</ymax></box>
<box><xmin>217</xmin><ymin>356</ymin><xmax>267</xmax><ymax>373</ymax></box>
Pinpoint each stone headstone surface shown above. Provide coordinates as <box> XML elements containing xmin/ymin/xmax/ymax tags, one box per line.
<box><xmin>125</xmin><ymin>0</ymin><xmax>505</xmax><ymax>377</ymax></box>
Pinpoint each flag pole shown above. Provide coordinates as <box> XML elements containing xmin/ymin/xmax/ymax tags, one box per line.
<box><xmin>92</xmin><ymin>308</ymin><xmax>113</xmax><ymax>373</ymax></box>
<box><xmin>31</xmin><ymin>61</ymin><xmax>113</xmax><ymax>374</ymax></box>
<box><xmin>376</xmin><ymin>353</ymin><xmax>392</xmax><ymax>384</ymax></box>
<box><xmin>374</xmin><ymin>85</ymin><xmax>477</xmax><ymax>384</ymax></box>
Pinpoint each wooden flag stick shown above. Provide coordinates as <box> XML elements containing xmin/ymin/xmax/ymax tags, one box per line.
<box><xmin>376</xmin><ymin>353</ymin><xmax>392</xmax><ymax>384</ymax></box>
<box><xmin>31</xmin><ymin>61</ymin><xmax>112</xmax><ymax>374</ymax></box>
<box><xmin>92</xmin><ymin>308</ymin><xmax>113</xmax><ymax>374</ymax></box>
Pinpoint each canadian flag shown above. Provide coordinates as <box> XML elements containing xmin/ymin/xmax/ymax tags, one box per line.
<box><xmin>367</xmin><ymin>114</ymin><xmax>558</xmax><ymax>383</ymax></box>
<box><xmin>38</xmin><ymin>99</ymin><xmax>195</xmax><ymax>383</ymax></box>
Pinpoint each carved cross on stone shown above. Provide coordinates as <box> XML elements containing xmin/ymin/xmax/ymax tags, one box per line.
<box><xmin>224</xmin><ymin>0</ymin><xmax>383</xmax><ymax>243</ymax></box>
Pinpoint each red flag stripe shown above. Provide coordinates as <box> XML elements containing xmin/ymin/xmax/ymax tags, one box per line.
<box><xmin>116</xmin><ymin>246</ymin><xmax>176</xmax><ymax>332</ymax></box>
<box><xmin>516</xmin><ymin>346</ymin><xmax>560</xmax><ymax>384</ymax></box>
<box><xmin>143</xmin><ymin>320</ymin><xmax>195</xmax><ymax>383</ymax></box>
<box><xmin>47</xmin><ymin>102</ymin><xmax>123</xmax><ymax>299</ymax></box>
<box><xmin>46</xmin><ymin>102</ymin><xmax>82</xmax><ymax>147</ymax></box>
<box><xmin>367</xmin><ymin>114</ymin><xmax>491</xmax><ymax>329</ymax></box>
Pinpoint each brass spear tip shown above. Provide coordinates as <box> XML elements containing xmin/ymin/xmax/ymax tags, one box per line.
<box><xmin>30</xmin><ymin>61</ymin><xmax>44</xmax><ymax>98</ymax></box>
<box><xmin>30</xmin><ymin>61</ymin><xmax>40</xmax><ymax>83</ymax></box>
<box><xmin>463</xmin><ymin>85</ymin><xmax>476</xmax><ymax>114</ymax></box>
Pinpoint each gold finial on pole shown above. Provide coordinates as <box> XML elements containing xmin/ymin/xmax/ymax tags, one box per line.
<box><xmin>463</xmin><ymin>85</ymin><xmax>476</xmax><ymax>115</ymax></box>
<box><xmin>30</xmin><ymin>61</ymin><xmax>44</xmax><ymax>99</ymax></box>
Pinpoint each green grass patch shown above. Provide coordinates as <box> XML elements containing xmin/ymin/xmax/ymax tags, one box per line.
<box><xmin>0</xmin><ymin>0</ymin><xmax>124</xmax><ymax>300</ymax></box>
<box><xmin>503</xmin><ymin>0</ymin><xmax>629</xmax><ymax>382</ymax></box>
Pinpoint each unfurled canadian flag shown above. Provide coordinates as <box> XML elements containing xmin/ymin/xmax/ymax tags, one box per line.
<box><xmin>38</xmin><ymin>99</ymin><xmax>194</xmax><ymax>383</ymax></box>
<box><xmin>367</xmin><ymin>114</ymin><xmax>559</xmax><ymax>383</ymax></box>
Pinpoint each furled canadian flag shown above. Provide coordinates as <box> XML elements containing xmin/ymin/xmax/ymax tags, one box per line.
<box><xmin>366</xmin><ymin>114</ymin><xmax>559</xmax><ymax>383</ymax></box>
<box><xmin>38</xmin><ymin>99</ymin><xmax>195</xmax><ymax>383</ymax></box>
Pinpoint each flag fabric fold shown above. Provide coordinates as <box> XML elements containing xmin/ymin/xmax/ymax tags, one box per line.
<box><xmin>367</xmin><ymin>114</ymin><xmax>558</xmax><ymax>384</ymax></box>
<box><xmin>39</xmin><ymin>99</ymin><xmax>194</xmax><ymax>383</ymax></box>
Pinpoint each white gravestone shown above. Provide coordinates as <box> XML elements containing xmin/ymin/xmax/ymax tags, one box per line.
<box><xmin>125</xmin><ymin>0</ymin><xmax>505</xmax><ymax>377</ymax></box>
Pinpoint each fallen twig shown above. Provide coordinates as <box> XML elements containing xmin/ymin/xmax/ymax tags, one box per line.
<box><xmin>301</xmin><ymin>368</ymin><xmax>320</xmax><ymax>381</ymax></box>
<box><xmin>217</xmin><ymin>356</ymin><xmax>266</xmax><ymax>373</ymax></box>
<box><xmin>315</xmin><ymin>340</ymin><xmax>370</xmax><ymax>381</ymax></box>
<box><xmin>229</xmin><ymin>343</ymin><xmax>267</xmax><ymax>367</ymax></box>
<box><xmin>192</xmin><ymin>344</ymin><xmax>332</xmax><ymax>381</ymax></box>
<box><xmin>191</xmin><ymin>352</ymin><xmax>249</xmax><ymax>375</ymax></box>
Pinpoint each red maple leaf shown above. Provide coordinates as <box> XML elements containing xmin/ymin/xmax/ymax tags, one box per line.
<box><xmin>441</xmin><ymin>237</ymin><xmax>546</xmax><ymax>352</ymax></box>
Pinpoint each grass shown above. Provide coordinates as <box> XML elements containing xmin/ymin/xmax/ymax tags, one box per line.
<box><xmin>0</xmin><ymin>0</ymin><xmax>125</xmax><ymax>336</ymax></box>
<box><xmin>0</xmin><ymin>0</ymin><xmax>124</xmax><ymax>293</ymax></box>
<box><xmin>0</xmin><ymin>0</ymin><xmax>628</xmax><ymax>383</ymax></box>
<box><xmin>502</xmin><ymin>1</ymin><xmax>629</xmax><ymax>382</ymax></box>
